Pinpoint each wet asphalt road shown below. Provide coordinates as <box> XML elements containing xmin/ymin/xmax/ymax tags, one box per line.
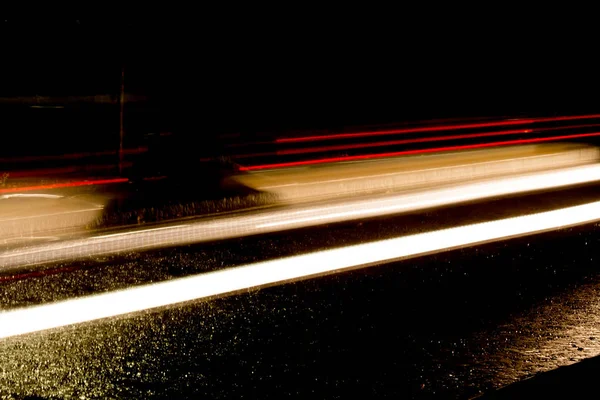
<box><xmin>2</xmin><ymin>184</ymin><xmax>600</xmax><ymax>398</ymax></box>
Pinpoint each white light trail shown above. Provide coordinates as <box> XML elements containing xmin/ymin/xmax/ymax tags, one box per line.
<box><xmin>0</xmin><ymin>194</ymin><xmax>63</xmax><ymax>200</ymax></box>
<box><xmin>2</xmin><ymin>198</ymin><xmax>600</xmax><ymax>339</ymax></box>
<box><xmin>1</xmin><ymin>164</ymin><xmax>600</xmax><ymax>271</ymax></box>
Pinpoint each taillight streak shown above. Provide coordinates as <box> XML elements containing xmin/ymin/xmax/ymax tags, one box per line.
<box><xmin>275</xmin><ymin>114</ymin><xmax>600</xmax><ymax>143</ymax></box>
<box><xmin>240</xmin><ymin>131</ymin><xmax>600</xmax><ymax>171</ymax></box>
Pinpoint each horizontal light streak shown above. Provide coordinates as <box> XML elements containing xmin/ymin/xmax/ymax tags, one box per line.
<box><xmin>241</xmin><ymin>131</ymin><xmax>600</xmax><ymax>171</ymax></box>
<box><xmin>276</xmin><ymin>114</ymin><xmax>600</xmax><ymax>143</ymax></box>
<box><xmin>0</xmin><ymin>178</ymin><xmax>128</xmax><ymax>195</ymax></box>
<box><xmin>3</xmin><ymin>197</ymin><xmax>600</xmax><ymax>339</ymax></box>
<box><xmin>1</xmin><ymin>163</ymin><xmax>600</xmax><ymax>272</ymax></box>
<box><xmin>0</xmin><ymin>194</ymin><xmax>63</xmax><ymax>200</ymax></box>
<box><xmin>276</xmin><ymin>129</ymin><xmax>532</xmax><ymax>156</ymax></box>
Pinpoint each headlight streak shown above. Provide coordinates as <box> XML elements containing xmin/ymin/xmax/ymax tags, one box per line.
<box><xmin>2</xmin><ymin>198</ymin><xmax>600</xmax><ymax>339</ymax></box>
<box><xmin>0</xmin><ymin>194</ymin><xmax>64</xmax><ymax>200</ymax></box>
<box><xmin>2</xmin><ymin>164</ymin><xmax>600</xmax><ymax>271</ymax></box>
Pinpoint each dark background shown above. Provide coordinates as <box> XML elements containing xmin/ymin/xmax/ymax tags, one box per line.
<box><xmin>0</xmin><ymin>18</ymin><xmax>597</xmax><ymax>156</ymax></box>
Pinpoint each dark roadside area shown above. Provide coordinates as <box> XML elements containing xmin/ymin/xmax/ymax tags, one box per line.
<box><xmin>480</xmin><ymin>355</ymin><xmax>600</xmax><ymax>399</ymax></box>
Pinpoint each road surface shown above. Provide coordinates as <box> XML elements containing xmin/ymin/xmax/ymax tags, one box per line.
<box><xmin>2</xmin><ymin>181</ymin><xmax>600</xmax><ymax>398</ymax></box>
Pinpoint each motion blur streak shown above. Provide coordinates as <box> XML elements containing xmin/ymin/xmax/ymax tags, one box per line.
<box><xmin>0</xmin><ymin>178</ymin><xmax>128</xmax><ymax>194</ymax></box>
<box><xmin>276</xmin><ymin>114</ymin><xmax>600</xmax><ymax>143</ymax></box>
<box><xmin>3</xmin><ymin>198</ymin><xmax>600</xmax><ymax>339</ymax></box>
<box><xmin>2</xmin><ymin>164</ymin><xmax>600</xmax><ymax>271</ymax></box>
<box><xmin>277</xmin><ymin>129</ymin><xmax>532</xmax><ymax>156</ymax></box>
<box><xmin>0</xmin><ymin>194</ymin><xmax>63</xmax><ymax>200</ymax></box>
<box><xmin>242</xmin><ymin>131</ymin><xmax>600</xmax><ymax>170</ymax></box>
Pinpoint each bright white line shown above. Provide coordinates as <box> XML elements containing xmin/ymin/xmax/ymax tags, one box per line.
<box><xmin>2</xmin><ymin>199</ymin><xmax>600</xmax><ymax>339</ymax></box>
<box><xmin>2</xmin><ymin>164</ymin><xmax>600</xmax><ymax>271</ymax></box>
<box><xmin>0</xmin><ymin>194</ymin><xmax>63</xmax><ymax>200</ymax></box>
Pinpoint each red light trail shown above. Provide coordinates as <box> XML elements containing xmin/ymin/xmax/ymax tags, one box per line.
<box><xmin>0</xmin><ymin>178</ymin><xmax>128</xmax><ymax>194</ymax></box>
<box><xmin>276</xmin><ymin>114</ymin><xmax>600</xmax><ymax>143</ymax></box>
<box><xmin>240</xmin><ymin>131</ymin><xmax>600</xmax><ymax>171</ymax></box>
<box><xmin>277</xmin><ymin>129</ymin><xmax>532</xmax><ymax>156</ymax></box>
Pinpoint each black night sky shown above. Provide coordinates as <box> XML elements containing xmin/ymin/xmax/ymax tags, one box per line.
<box><xmin>0</xmin><ymin>18</ymin><xmax>597</xmax><ymax>156</ymax></box>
